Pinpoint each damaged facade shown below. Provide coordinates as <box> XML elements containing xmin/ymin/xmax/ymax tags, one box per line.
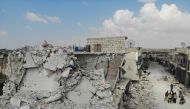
<box><xmin>1</xmin><ymin>37</ymin><xmax>190</xmax><ymax>109</ymax></box>
<box><xmin>0</xmin><ymin>49</ymin><xmax>10</xmax><ymax>96</ymax></box>
<box><xmin>0</xmin><ymin>38</ymin><xmax>141</xmax><ymax>109</ymax></box>
<box><xmin>141</xmin><ymin>48</ymin><xmax>190</xmax><ymax>89</ymax></box>
<box><xmin>167</xmin><ymin>48</ymin><xmax>190</xmax><ymax>89</ymax></box>
<box><xmin>0</xmin><ymin>49</ymin><xmax>10</xmax><ymax>74</ymax></box>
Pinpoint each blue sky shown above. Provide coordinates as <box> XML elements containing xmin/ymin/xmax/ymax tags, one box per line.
<box><xmin>0</xmin><ymin>0</ymin><xmax>190</xmax><ymax>48</ymax></box>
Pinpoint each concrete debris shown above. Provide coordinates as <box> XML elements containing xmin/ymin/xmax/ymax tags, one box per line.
<box><xmin>0</xmin><ymin>44</ymin><xmax>131</xmax><ymax>109</ymax></box>
<box><xmin>44</xmin><ymin>51</ymin><xmax>68</xmax><ymax>71</ymax></box>
<box><xmin>3</xmin><ymin>80</ymin><xmax>16</xmax><ymax>97</ymax></box>
<box><xmin>61</xmin><ymin>68</ymin><xmax>71</xmax><ymax>78</ymax></box>
<box><xmin>10</xmin><ymin>97</ymin><xmax>21</xmax><ymax>107</ymax></box>
<box><xmin>96</xmin><ymin>90</ymin><xmax>112</xmax><ymax>98</ymax></box>
<box><xmin>44</xmin><ymin>93</ymin><xmax>62</xmax><ymax>103</ymax></box>
<box><xmin>122</xmin><ymin>52</ymin><xmax>139</xmax><ymax>81</ymax></box>
<box><xmin>23</xmin><ymin>52</ymin><xmax>38</xmax><ymax>68</ymax></box>
<box><xmin>19</xmin><ymin>105</ymin><xmax>30</xmax><ymax>109</ymax></box>
<box><xmin>123</xmin><ymin>81</ymin><xmax>156</xmax><ymax>109</ymax></box>
<box><xmin>67</xmin><ymin>77</ymin><xmax>93</xmax><ymax>104</ymax></box>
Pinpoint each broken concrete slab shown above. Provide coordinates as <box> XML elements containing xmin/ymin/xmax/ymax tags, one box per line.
<box><xmin>19</xmin><ymin>105</ymin><xmax>30</xmax><ymax>109</ymax></box>
<box><xmin>23</xmin><ymin>52</ymin><xmax>42</xmax><ymax>68</ymax></box>
<box><xmin>44</xmin><ymin>93</ymin><xmax>62</xmax><ymax>103</ymax></box>
<box><xmin>88</xmin><ymin>68</ymin><xmax>105</xmax><ymax>80</ymax></box>
<box><xmin>88</xmin><ymin>84</ymin><xmax>97</xmax><ymax>94</ymax></box>
<box><xmin>96</xmin><ymin>90</ymin><xmax>112</xmax><ymax>99</ymax></box>
<box><xmin>20</xmin><ymin>68</ymin><xmax>60</xmax><ymax>93</ymax></box>
<box><xmin>43</xmin><ymin>52</ymin><xmax>68</xmax><ymax>71</ymax></box>
<box><xmin>122</xmin><ymin>52</ymin><xmax>139</xmax><ymax>81</ymax></box>
<box><xmin>61</xmin><ymin>67</ymin><xmax>71</xmax><ymax>78</ymax></box>
<box><xmin>10</xmin><ymin>97</ymin><xmax>21</xmax><ymax>107</ymax></box>
<box><xmin>0</xmin><ymin>46</ymin><xmax>125</xmax><ymax>109</ymax></box>
<box><xmin>67</xmin><ymin>77</ymin><xmax>93</xmax><ymax>104</ymax></box>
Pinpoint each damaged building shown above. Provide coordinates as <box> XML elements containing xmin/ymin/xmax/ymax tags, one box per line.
<box><xmin>1</xmin><ymin>37</ymin><xmax>190</xmax><ymax>109</ymax></box>
<box><xmin>141</xmin><ymin>48</ymin><xmax>190</xmax><ymax>89</ymax></box>
<box><xmin>0</xmin><ymin>37</ymin><xmax>141</xmax><ymax>109</ymax></box>
<box><xmin>87</xmin><ymin>36</ymin><xmax>128</xmax><ymax>53</ymax></box>
<box><xmin>166</xmin><ymin>48</ymin><xmax>190</xmax><ymax>89</ymax></box>
<box><xmin>0</xmin><ymin>49</ymin><xmax>10</xmax><ymax>96</ymax></box>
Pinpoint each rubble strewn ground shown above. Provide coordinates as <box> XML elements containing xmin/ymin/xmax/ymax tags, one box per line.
<box><xmin>122</xmin><ymin>62</ymin><xmax>190</xmax><ymax>109</ymax></box>
<box><xmin>0</xmin><ymin>45</ymin><xmax>118</xmax><ymax>109</ymax></box>
<box><xmin>122</xmin><ymin>81</ymin><xmax>156</xmax><ymax>109</ymax></box>
<box><xmin>1</xmin><ymin>44</ymin><xmax>190</xmax><ymax>109</ymax></box>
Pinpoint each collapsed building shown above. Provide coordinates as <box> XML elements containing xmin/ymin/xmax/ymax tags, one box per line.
<box><xmin>0</xmin><ymin>37</ymin><xmax>141</xmax><ymax>109</ymax></box>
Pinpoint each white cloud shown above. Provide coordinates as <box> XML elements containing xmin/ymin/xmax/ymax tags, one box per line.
<box><xmin>0</xmin><ymin>30</ymin><xmax>7</xmax><ymax>37</ymax></box>
<box><xmin>46</xmin><ymin>16</ymin><xmax>62</xmax><ymax>24</ymax></box>
<box><xmin>94</xmin><ymin>3</ymin><xmax>190</xmax><ymax>48</ymax></box>
<box><xmin>26</xmin><ymin>12</ymin><xmax>47</xmax><ymax>23</ymax></box>
<box><xmin>138</xmin><ymin>0</ymin><xmax>156</xmax><ymax>3</ymax></box>
<box><xmin>26</xmin><ymin>12</ymin><xmax>62</xmax><ymax>24</ymax></box>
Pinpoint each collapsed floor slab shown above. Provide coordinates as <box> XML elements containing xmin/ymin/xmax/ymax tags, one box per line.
<box><xmin>1</xmin><ymin>46</ymin><xmax>140</xmax><ymax>109</ymax></box>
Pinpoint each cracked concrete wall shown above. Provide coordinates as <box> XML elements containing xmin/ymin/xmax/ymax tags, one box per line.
<box><xmin>76</xmin><ymin>54</ymin><xmax>109</xmax><ymax>74</ymax></box>
<box><xmin>76</xmin><ymin>53</ymin><xmax>124</xmax><ymax>92</ymax></box>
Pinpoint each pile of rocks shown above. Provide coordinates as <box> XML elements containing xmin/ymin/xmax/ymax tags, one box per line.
<box><xmin>122</xmin><ymin>81</ymin><xmax>156</xmax><ymax>109</ymax></box>
<box><xmin>0</xmin><ymin>44</ymin><xmax>116</xmax><ymax>109</ymax></box>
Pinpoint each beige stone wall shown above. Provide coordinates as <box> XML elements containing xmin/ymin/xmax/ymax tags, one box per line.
<box><xmin>87</xmin><ymin>36</ymin><xmax>127</xmax><ymax>53</ymax></box>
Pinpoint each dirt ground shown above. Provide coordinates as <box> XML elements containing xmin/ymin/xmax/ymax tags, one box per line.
<box><xmin>148</xmin><ymin>62</ymin><xmax>190</xmax><ymax>109</ymax></box>
<box><xmin>123</xmin><ymin>62</ymin><xmax>190</xmax><ymax>109</ymax></box>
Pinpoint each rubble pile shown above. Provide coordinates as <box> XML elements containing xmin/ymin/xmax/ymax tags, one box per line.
<box><xmin>81</xmin><ymin>54</ymin><xmax>111</xmax><ymax>71</ymax></box>
<box><xmin>0</xmin><ymin>44</ymin><xmax>116</xmax><ymax>109</ymax></box>
<box><xmin>122</xmin><ymin>81</ymin><xmax>156</xmax><ymax>109</ymax></box>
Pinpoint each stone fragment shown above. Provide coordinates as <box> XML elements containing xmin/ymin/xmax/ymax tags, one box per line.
<box><xmin>61</xmin><ymin>68</ymin><xmax>71</xmax><ymax>78</ymax></box>
<box><xmin>44</xmin><ymin>93</ymin><xmax>62</xmax><ymax>103</ymax></box>
<box><xmin>96</xmin><ymin>90</ymin><xmax>112</xmax><ymax>98</ymax></box>
<box><xmin>67</xmin><ymin>77</ymin><xmax>93</xmax><ymax>104</ymax></box>
<box><xmin>23</xmin><ymin>52</ymin><xmax>39</xmax><ymax>68</ymax></box>
<box><xmin>19</xmin><ymin>105</ymin><xmax>30</xmax><ymax>109</ymax></box>
<box><xmin>10</xmin><ymin>97</ymin><xmax>21</xmax><ymax>107</ymax></box>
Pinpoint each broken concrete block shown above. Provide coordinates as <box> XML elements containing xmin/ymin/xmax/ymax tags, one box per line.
<box><xmin>89</xmin><ymin>69</ymin><xmax>105</xmax><ymax>80</ymax></box>
<box><xmin>44</xmin><ymin>93</ymin><xmax>62</xmax><ymax>103</ymax></box>
<box><xmin>67</xmin><ymin>77</ymin><xmax>93</xmax><ymax>104</ymax></box>
<box><xmin>19</xmin><ymin>105</ymin><xmax>30</xmax><ymax>109</ymax></box>
<box><xmin>23</xmin><ymin>52</ymin><xmax>37</xmax><ymax>68</ymax></box>
<box><xmin>96</xmin><ymin>90</ymin><xmax>112</xmax><ymax>98</ymax></box>
<box><xmin>88</xmin><ymin>84</ymin><xmax>97</xmax><ymax>94</ymax></box>
<box><xmin>44</xmin><ymin>53</ymin><xmax>68</xmax><ymax>71</ymax></box>
<box><xmin>20</xmin><ymin>68</ymin><xmax>59</xmax><ymax>93</ymax></box>
<box><xmin>10</xmin><ymin>97</ymin><xmax>21</xmax><ymax>107</ymax></box>
<box><xmin>61</xmin><ymin>68</ymin><xmax>71</xmax><ymax>78</ymax></box>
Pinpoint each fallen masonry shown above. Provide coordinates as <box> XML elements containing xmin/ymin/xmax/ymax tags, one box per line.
<box><xmin>0</xmin><ymin>44</ymin><xmax>141</xmax><ymax>109</ymax></box>
<box><xmin>1</xmin><ymin>44</ymin><xmax>190</xmax><ymax>109</ymax></box>
<box><xmin>121</xmin><ymin>81</ymin><xmax>156</xmax><ymax>109</ymax></box>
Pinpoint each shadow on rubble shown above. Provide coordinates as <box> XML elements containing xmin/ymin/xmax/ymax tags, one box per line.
<box><xmin>0</xmin><ymin>73</ymin><xmax>7</xmax><ymax>96</ymax></box>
